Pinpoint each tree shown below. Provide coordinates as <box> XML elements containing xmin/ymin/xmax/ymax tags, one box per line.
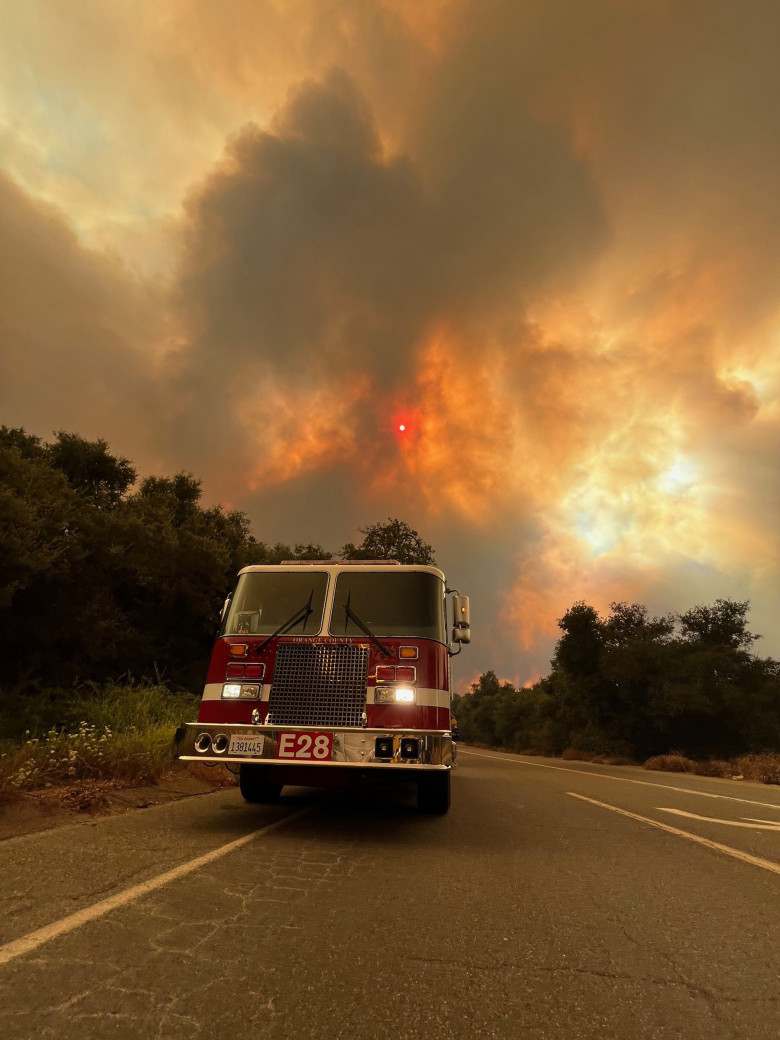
<box><xmin>0</xmin><ymin>430</ymin><xmax>262</xmax><ymax>694</ymax></box>
<box><xmin>677</xmin><ymin>599</ymin><xmax>759</xmax><ymax>650</ymax></box>
<box><xmin>48</xmin><ymin>431</ymin><xmax>136</xmax><ymax>508</ymax></box>
<box><xmin>341</xmin><ymin>518</ymin><xmax>436</xmax><ymax>565</ymax></box>
<box><xmin>552</xmin><ymin>602</ymin><xmax>604</xmax><ymax>678</ymax></box>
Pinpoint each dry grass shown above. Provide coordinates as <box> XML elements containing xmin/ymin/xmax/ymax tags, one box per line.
<box><xmin>561</xmin><ymin>748</ymin><xmax>595</xmax><ymax>761</ymax></box>
<box><xmin>644</xmin><ymin>752</ymin><xmax>698</xmax><ymax>773</ymax></box>
<box><xmin>643</xmin><ymin>750</ymin><xmax>780</xmax><ymax>784</ymax></box>
<box><xmin>732</xmin><ymin>752</ymin><xmax>780</xmax><ymax>785</ymax></box>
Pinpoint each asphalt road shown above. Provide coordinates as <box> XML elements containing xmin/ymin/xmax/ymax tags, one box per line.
<box><xmin>1</xmin><ymin>750</ymin><xmax>779</xmax><ymax>1039</ymax></box>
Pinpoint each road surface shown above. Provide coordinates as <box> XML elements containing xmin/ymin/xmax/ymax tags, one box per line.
<box><xmin>1</xmin><ymin>749</ymin><xmax>779</xmax><ymax>1039</ymax></box>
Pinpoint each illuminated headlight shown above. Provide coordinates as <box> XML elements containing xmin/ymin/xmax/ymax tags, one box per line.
<box><xmin>375</xmin><ymin>686</ymin><xmax>416</xmax><ymax>704</ymax></box>
<box><xmin>222</xmin><ymin>683</ymin><xmax>261</xmax><ymax>700</ymax></box>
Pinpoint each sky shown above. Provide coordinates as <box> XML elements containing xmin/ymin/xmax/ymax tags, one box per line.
<box><xmin>1</xmin><ymin>0</ymin><xmax>779</xmax><ymax>688</ymax></box>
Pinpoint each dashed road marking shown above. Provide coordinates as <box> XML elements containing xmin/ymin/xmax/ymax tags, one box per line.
<box><xmin>0</xmin><ymin>806</ymin><xmax>315</xmax><ymax>968</ymax></box>
<box><xmin>567</xmin><ymin>792</ymin><xmax>780</xmax><ymax>875</ymax></box>
<box><xmin>460</xmin><ymin>748</ymin><xmax>780</xmax><ymax>810</ymax></box>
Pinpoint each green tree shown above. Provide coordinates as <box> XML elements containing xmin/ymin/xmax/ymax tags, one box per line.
<box><xmin>48</xmin><ymin>431</ymin><xmax>136</xmax><ymax>508</ymax></box>
<box><xmin>341</xmin><ymin>518</ymin><xmax>436</xmax><ymax>565</ymax></box>
<box><xmin>677</xmin><ymin>599</ymin><xmax>759</xmax><ymax>650</ymax></box>
<box><xmin>0</xmin><ymin>431</ymin><xmax>262</xmax><ymax>695</ymax></box>
<box><xmin>553</xmin><ymin>602</ymin><xmax>604</xmax><ymax>677</ymax></box>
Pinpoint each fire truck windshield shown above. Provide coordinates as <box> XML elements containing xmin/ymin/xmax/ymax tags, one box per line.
<box><xmin>330</xmin><ymin>571</ymin><xmax>445</xmax><ymax>641</ymax></box>
<box><xmin>220</xmin><ymin>571</ymin><xmax>329</xmax><ymax>636</ymax></box>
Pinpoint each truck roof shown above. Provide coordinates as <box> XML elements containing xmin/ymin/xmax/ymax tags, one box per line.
<box><xmin>237</xmin><ymin>562</ymin><xmax>446</xmax><ymax>580</ymax></box>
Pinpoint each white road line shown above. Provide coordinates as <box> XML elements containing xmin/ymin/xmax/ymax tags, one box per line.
<box><xmin>0</xmin><ymin>806</ymin><xmax>314</xmax><ymax>969</ymax></box>
<box><xmin>460</xmin><ymin>748</ymin><xmax>780</xmax><ymax>810</ymax></box>
<box><xmin>657</xmin><ymin>808</ymin><xmax>780</xmax><ymax>831</ymax></box>
<box><xmin>567</xmin><ymin>792</ymin><xmax>780</xmax><ymax>875</ymax></box>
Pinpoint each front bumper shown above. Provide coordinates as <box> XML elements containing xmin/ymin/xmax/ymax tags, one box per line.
<box><xmin>174</xmin><ymin>722</ymin><xmax>452</xmax><ymax>770</ymax></box>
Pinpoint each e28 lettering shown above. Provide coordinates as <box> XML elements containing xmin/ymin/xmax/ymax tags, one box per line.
<box><xmin>277</xmin><ymin>732</ymin><xmax>333</xmax><ymax>760</ymax></box>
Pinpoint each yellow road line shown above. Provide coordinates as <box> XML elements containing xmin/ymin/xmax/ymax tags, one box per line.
<box><xmin>567</xmin><ymin>792</ymin><xmax>780</xmax><ymax>875</ymax></box>
<box><xmin>0</xmin><ymin>806</ymin><xmax>314</xmax><ymax>968</ymax></box>
<box><xmin>460</xmin><ymin>748</ymin><xmax>780</xmax><ymax>810</ymax></box>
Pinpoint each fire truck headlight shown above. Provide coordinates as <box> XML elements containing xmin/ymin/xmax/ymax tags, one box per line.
<box><xmin>222</xmin><ymin>683</ymin><xmax>242</xmax><ymax>699</ymax></box>
<box><xmin>238</xmin><ymin>684</ymin><xmax>261</xmax><ymax>700</ymax></box>
<box><xmin>394</xmin><ymin>686</ymin><xmax>415</xmax><ymax>703</ymax></box>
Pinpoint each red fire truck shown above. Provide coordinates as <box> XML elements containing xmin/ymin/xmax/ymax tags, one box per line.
<box><xmin>174</xmin><ymin>561</ymin><xmax>470</xmax><ymax>813</ymax></box>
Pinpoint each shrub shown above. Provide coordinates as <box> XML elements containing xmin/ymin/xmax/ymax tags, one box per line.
<box><xmin>691</xmin><ymin>760</ymin><xmax>731</xmax><ymax>778</ymax></box>
<box><xmin>0</xmin><ymin>680</ymin><xmax>200</xmax><ymax>792</ymax></box>
<box><xmin>0</xmin><ymin>721</ymin><xmax>176</xmax><ymax>789</ymax></box>
<box><xmin>561</xmin><ymin>748</ymin><xmax>595</xmax><ymax>761</ymax></box>
<box><xmin>643</xmin><ymin>752</ymin><xmax>698</xmax><ymax>773</ymax></box>
<box><xmin>733</xmin><ymin>752</ymin><xmax>780</xmax><ymax>785</ymax></box>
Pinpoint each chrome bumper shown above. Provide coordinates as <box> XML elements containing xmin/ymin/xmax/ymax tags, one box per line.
<box><xmin>174</xmin><ymin>723</ymin><xmax>452</xmax><ymax>770</ymax></box>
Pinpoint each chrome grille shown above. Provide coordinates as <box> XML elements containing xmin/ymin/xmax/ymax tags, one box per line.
<box><xmin>267</xmin><ymin>643</ymin><xmax>369</xmax><ymax>728</ymax></box>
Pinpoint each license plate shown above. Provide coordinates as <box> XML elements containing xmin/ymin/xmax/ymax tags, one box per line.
<box><xmin>276</xmin><ymin>731</ymin><xmax>333</xmax><ymax>761</ymax></box>
<box><xmin>228</xmin><ymin>734</ymin><xmax>265</xmax><ymax>757</ymax></box>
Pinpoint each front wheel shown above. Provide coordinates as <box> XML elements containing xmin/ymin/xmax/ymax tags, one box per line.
<box><xmin>239</xmin><ymin>765</ymin><xmax>283</xmax><ymax>804</ymax></box>
<box><xmin>417</xmin><ymin>771</ymin><xmax>450</xmax><ymax>814</ymax></box>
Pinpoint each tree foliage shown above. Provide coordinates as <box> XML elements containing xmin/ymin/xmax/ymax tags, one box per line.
<box><xmin>454</xmin><ymin>600</ymin><xmax>780</xmax><ymax>760</ymax></box>
<box><xmin>341</xmin><ymin>518</ymin><xmax>436</xmax><ymax>565</ymax></box>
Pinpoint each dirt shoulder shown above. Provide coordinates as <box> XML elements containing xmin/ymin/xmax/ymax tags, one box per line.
<box><xmin>0</xmin><ymin>762</ymin><xmax>238</xmax><ymax>841</ymax></box>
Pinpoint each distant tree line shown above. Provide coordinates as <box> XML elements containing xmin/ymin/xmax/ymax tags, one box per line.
<box><xmin>453</xmin><ymin>601</ymin><xmax>780</xmax><ymax>760</ymax></box>
<box><xmin>0</xmin><ymin>427</ymin><xmax>434</xmax><ymax>704</ymax></box>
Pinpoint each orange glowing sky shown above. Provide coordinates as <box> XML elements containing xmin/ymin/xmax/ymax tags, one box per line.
<box><xmin>1</xmin><ymin>0</ymin><xmax>779</xmax><ymax>685</ymax></box>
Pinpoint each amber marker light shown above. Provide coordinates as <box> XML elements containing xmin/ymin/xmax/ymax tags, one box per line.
<box><xmin>399</xmin><ymin>646</ymin><xmax>418</xmax><ymax>659</ymax></box>
<box><xmin>229</xmin><ymin>643</ymin><xmax>248</xmax><ymax>657</ymax></box>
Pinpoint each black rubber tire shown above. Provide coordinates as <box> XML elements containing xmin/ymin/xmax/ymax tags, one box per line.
<box><xmin>417</xmin><ymin>770</ymin><xmax>451</xmax><ymax>814</ymax></box>
<box><xmin>239</xmin><ymin>765</ymin><xmax>283</xmax><ymax>804</ymax></box>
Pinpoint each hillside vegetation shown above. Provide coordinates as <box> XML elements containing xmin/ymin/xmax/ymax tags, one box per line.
<box><xmin>454</xmin><ymin>600</ymin><xmax>780</xmax><ymax>772</ymax></box>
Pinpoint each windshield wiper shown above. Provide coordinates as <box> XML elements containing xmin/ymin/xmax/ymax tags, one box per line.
<box><xmin>256</xmin><ymin>590</ymin><xmax>314</xmax><ymax>653</ymax></box>
<box><xmin>343</xmin><ymin>592</ymin><xmax>391</xmax><ymax>657</ymax></box>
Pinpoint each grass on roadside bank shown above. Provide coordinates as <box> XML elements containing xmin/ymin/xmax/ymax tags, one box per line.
<box><xmin>0</xmin><ymin>681</ymin><xmax>203</xmax><ymax>795</ymax></box>
<box><xmin>464</xmin><ymin>742</ymin><xmax>780</xmax><ymax>785</ymax></box>
<box><xmin>643</xmin><ymin>750</ymin><xmax>780</xmax><ymax>784</ymax></box>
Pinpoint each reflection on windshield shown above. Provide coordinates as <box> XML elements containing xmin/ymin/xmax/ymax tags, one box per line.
<box><xmin>221</xmin><ymin>572</ymin><xmax>328</xmax><ymax>636</ymax></box>
<box><xmin>330</xmin><ymin>572</ymin><xmax>445</xmax><ymax>641</ymax></box>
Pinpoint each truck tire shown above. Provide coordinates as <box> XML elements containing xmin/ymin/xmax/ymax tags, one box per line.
<box><xmin>239</xmin><ymin>765</ymin><xmax>283</xmax><ymax>804</ymax></box>
<box><xmin>417</xmin><ymin>771</ymin><xmax>450</xmax><ymax>814</ymax></box>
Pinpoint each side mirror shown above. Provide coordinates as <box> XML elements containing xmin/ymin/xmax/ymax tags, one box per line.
<box><xmin>451</xmin><ymin>594</ymin><xmax>471</xmax><ymax>644</ymax></box>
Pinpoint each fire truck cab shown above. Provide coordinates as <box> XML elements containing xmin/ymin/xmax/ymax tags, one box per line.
<box><xmin>174</xmin><ymin>561</ymin><xmax>470</xmax><ymax>814</ymax></box>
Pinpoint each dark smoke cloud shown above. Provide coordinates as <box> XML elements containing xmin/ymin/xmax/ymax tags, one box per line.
<box><xmin>0</xmin><ymin>173</ymin><xmax>165</xmax><ymax>461</ymax></box>
<box><xmin>168</xmin><ymin>59</ymin><xmax>606</xmax><ymax>496</ymax></box>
